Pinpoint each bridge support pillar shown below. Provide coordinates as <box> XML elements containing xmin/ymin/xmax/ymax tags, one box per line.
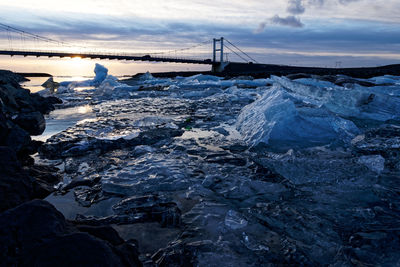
<box><xmin>212</xmin><ymin>62</ymin><xmax>230</xmax><ymax>73</ymax></box>
<box><xmin>212</xmin><ymin>37</ymin><xmax>227</xmax><ymax>72</ymax></box>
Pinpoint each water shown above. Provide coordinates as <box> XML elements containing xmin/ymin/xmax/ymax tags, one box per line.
<box><xmin>23</xmin><ymin>76</ymin><xmax>96</xmax><ymax>142</ymax></box>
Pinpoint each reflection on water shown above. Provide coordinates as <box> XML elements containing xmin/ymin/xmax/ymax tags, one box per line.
<box><xmin>33</xmin><ymin>105</ymin><xmax>95</xmax><ymax>142</ymax></box>
<box><xmin>21</xmin><ymin>77</ymin><xmax>49</xmax><ymax>93</ymax></box>
<box><xmin>21</xmin><ymin>76</ymin><xmax>94</xmax><ymax>93</ymax></box>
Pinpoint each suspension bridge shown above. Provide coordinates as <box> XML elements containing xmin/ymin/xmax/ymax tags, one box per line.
<box><xmin>0</xmin><ymin>22</ymin><xmax>258</xmax><ymax>72</ymax></box>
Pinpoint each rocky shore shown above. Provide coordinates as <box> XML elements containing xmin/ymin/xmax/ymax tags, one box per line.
<box><xmin>0</xmin><ymin>69</ymin><xmax>142</xmax><ymax>266</ymax></box>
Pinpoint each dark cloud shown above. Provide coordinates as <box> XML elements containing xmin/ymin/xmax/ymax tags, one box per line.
<box><xmin>255</xmin><ymin>0</ymin><xmax>364</xmax><ymax>32</ymax></box>
<box><xmin>287</xmin><ymin>0</ymin><xmax>306</xmax><ymax>15</ymax></box>
<box><xmin>254</xmin><ymin>22</ymin><xmax>267</xmax><ymax>34</ymax></box>
<box><xmin>271</xmin><ymin>15</ymin><xmax>304</xmax><ymax>28</ymax></box>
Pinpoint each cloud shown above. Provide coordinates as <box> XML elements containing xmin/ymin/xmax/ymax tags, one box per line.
<box><xmin>337</xmin><ymin>0</ymin><xmax>360</xmax><ymax>4</ymax></box>
<box><xmin>287</xmin><ymin>0</ymin><xmax>306</xmax><ymax>15</ymax></box>
<box><xmin>271</xmin><ymin>15</ymin><xmax>304</xmax><ymax>28</ymax></box>
<box><xmin>255</xmin><ymin>0</ymin><xmax>364</xmax><ymax>32</ymax></box>
<box><xmin>254</xmin><ymin>22</ymin><xmax>267</xmax><ymax>34</ymax></box>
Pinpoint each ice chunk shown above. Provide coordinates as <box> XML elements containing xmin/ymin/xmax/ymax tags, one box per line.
<box><xmin>139</xmin><ymin>71</ymin><xmax>155</xmax><ymax>81</ymax></box>
<box><xmin>369</xmin><ymin>75</ymin><xmax>400</xmax><ymax>85</ymax></box>
<box><xmin>272</xmin><ymin>76</ymin><xmax>400</xmax><ymax>123</ymax></box>
<box><xmin>132</xmin><ymin>116</ymin><xmax>177</xmax><ymax>129</ymax></box>
<box><xmin>184</xmin><ymin>74</ymin><xmax>222</xmax><ymax>82</ymax></box>
<box><xmin>225</xmin><ymin>210</ymin><xmax>248</xmax><ymax>230</ymax></box>
<box><xmin>60</xmin><ymin>63</ymin><xmax>109</xmax><ymax>88</ymax></box>
<box><xmin>92</xmin><ymin>63</ymin><xmax>108</xmax><ymax>85</ymax></box>
<box><xmin>236</xmin><ymin>84</ymin><xmax>359</xmax><ymax>151</ymax></box>
<box><xmin>357</xmin><ymin>155</ymin><xmax>385</xmax><ymax>174</ymax></box>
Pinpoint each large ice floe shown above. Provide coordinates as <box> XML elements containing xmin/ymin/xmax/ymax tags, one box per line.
<box><xmin>37</xmin><ymin>64</ymin><xmax>400</xmax><ymax>266</ymax></box>
<box><xmin>236</xmin><ymin>75</ymin><xmax>400</xmax><ymax>151</ymax></box>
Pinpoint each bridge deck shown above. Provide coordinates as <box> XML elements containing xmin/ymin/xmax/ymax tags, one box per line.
<box><xmin>0</xmin><ymin>50</ymin><xmax>213</xmax><ymax>65</ymax></box>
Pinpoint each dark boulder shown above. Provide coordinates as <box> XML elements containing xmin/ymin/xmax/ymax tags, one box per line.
<box><xmin>0</xmin><ymin>200</ymin><xmax>66</xmax><ymax>265</ymax></box>
<box><xmin>4</xmin><ymin>122</ymin><xmax>31</xmax><ymax>154</ymax></box>
<box><xmin>13</xmin><ymin>111</ymin><xmax>46</xmax><ymax>135</ymax></box>
<box><xmin>0</xmin><ymin>146</ymin><xmax>33</xmax><ymax>212</ymax></box>
<box><xmin>0</xmin><ymin>112</ymin><xmax>8</xmax><ymax>143</ymax></box>
<box><xmin>22</xmin><ymin>233</ymin><xmax>126</xmax><ymax>267</ymax></box>
<box><xmin>0</xmin><ymin>200</ymin><xmax>142</xmax><ymax>266</ymax></box>
<box><xmin>30</xmin><ymin>93</ymin><xmax>62</xmax><ymax>114</ymax></box>
<box><xmin>76</xmin><ymin>225</ymin><xmax>125</xmax><ymax>246</ymax></box>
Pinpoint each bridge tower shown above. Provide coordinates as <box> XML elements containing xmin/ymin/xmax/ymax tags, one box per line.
<box><xmin>213</xmin><ymin>37</ymin><xmax>224</xmax><ymax>63</ymax></box>
<box><xmin>212</xmin><ymin>37</ymin><xmax>229</xmax><ymax>72</ymax></box>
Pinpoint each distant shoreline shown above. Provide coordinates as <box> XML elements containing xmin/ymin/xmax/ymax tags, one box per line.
<box><xmin>127</xmin><ymin>63</ymin><xmax>400</xmax><ymax>79</ymax></box>
<box><xmin>17</xmin><ymin>72</ymin><xmax>52</xmax><ymax>77</ymax></box>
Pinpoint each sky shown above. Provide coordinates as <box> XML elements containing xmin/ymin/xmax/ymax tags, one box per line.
<box><xmin>0</xmin><ymin>0</ymin><xmax>400</xmax><ymax>75</ymax></box>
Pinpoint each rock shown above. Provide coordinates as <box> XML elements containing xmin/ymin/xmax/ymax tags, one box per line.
<box><xmin>22</xmin><ymin>233</ymin><xmax>127</xmax><ymax>267</ymax></box>
<box><xmin>286</xmin><ymin>73</ymin><xmax>312</xmax><ymax>80</ymax></box>
<box><xmin>0</xmin><ymin>200</ymin><xmax>142</xmax><ymax>266</ymax></box>
<box><xmin>13</xmin><ymin>111</ymin><xmax>46</xmax><ymax>135</ymax></box>
<box><xmin>0</xmin><ymin>112</ymin><xmax>8</xmax><ymax>142</ymax></box>
<box><xmin>0</xmin><ymin>146</ymin><xmax>33</xmax><ymax>212</ymax></box>
<box><xmin>5</xmin><ymin>123</ymin><xmax>31</xmax><ymax>154</ymax></box>
<box><xmin>76</xmin><ymin>225</ymin><xmax>125</xmax><ymax>246</ymax></box>
<box><xmin>0</xmin><ymin>70</ymin><xmax>28</xmax><ymax>84</ymax></box>
<box><xmin>0</xmin><ymin>200</ymin><xmax>66</xmax><ymax>265</ymax></box>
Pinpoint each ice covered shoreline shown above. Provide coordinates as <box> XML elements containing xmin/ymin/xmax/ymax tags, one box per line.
<box><xmin>2</xmin><ymin>64</ymin><xmax>400</xmax><ymax>266</ymax></box>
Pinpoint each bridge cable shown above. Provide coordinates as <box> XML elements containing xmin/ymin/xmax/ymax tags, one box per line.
<box><xmin>0</xmin><ymin>22</ymin><xmax>92</xmax><ymax>50</ymax></box>
<box><xmin>150</xmin><ymin>40</ymin><xmax>212</xmax><ymax>57</ymax></box>
<box><xmin>224</xmin><ymin>38</ymin><xmax>259</xmax><ymax>63</ymax></box>
<box><xmin>223</xmin><ymin>43</ymin><xmax>249</xmax><ymax>63</ymax></box>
